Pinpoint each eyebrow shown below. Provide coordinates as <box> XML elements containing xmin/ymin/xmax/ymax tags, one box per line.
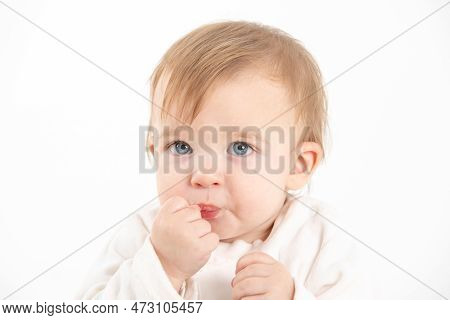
<box><xmin>156</xmin><ymin>127</ymin><xmax>268</xmax><ymax>145</ymax></box>
<box><xmin>157</xmin><ymin>128</ymin><xmax>192</xmax><ymax>141</ymax></box>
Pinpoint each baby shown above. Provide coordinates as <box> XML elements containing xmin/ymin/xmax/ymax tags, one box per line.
<box><xmin>75</xmin><ymin>20</ymin><xmax>370</xmax><ymax>300</ymax></box>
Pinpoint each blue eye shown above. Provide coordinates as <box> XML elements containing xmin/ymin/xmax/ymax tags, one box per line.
<box><xmin>169</xmin><ymin>141</ymin><xmax>192</xmax><ymax>155</ymax></box>
<box><xmin>228</xmin><ymin>141</ymin><xmax>253</xmax><ymax>157</ymax></box>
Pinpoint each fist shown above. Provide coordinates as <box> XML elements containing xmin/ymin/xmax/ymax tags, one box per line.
<box><xmin>231</xmin><ymin>251</ymin><xmax>295</xmax><ymax>300</ymax></box>
<box><xmin>150</xmin><ymin>196</ymin><xmax>220</xmax><ymax>283</ymax></box>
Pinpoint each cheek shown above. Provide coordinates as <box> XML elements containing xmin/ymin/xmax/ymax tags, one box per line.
<box><xmin>227</xmin><ymin>153</ymin><xmax>262</xmax><ymax>175</ymax></box>
<box><xmin>264</xmin><ymin>146</ymin><xmax>292</xmax><ymax>176</ymax></box>
<box><xmin>157</xmin><ymin>152</ymin><xmax>193</xmax><ymax>178</ymax></box>
<box><xmin>227</xmin><ymin>166</ymin><xmax>287</xmax><ymax>218</ymax></box>
<box><xmin>227</xmin><ymin>173</ymin><xmax>275</xmax><ymax>212</ymax></box>
<box><xmin>156</xmin><ymin>161</ymin><xmax>191</xmax><ymax>205</ymax></box>
<box><xmin>228</xmin><ymin>153</ymin><xmax>288</xmax><ymax>192</ymax></box>
<box><xmin>156</xmin><ymin>177</ymin><xmax>188</xmax><ymax>205</ymax></box>
<box><xmin>229</xmin><ymin>149</ymin><xmax>290</xmax><ymax>178</ymax></box>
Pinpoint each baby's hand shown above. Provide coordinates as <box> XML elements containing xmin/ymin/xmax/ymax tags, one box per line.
<box><xmin>150</xmin><ymin>196</ymin><xmax>220</xmax><ymax>291</ymax></box>
<box><xmin>231</xmin><ymin>251</ymin><xmax>295</xmax><ymax>300</ymax></box>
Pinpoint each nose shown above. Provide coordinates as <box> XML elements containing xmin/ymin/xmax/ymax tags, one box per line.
<box><xmin>190</xmin><ymin>170</ymin><xmax>223</xmax><ymax>188</ymax></box>
<box><xmin>190</xmin><ymin>153</ymin><xmax>224</xmax><ymax>188</ymax></box>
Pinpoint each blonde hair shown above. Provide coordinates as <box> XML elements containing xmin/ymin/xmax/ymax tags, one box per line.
<box><xmin>149</xmin><ymin>20</ymin><xmax>328</xmax><ymax>160</ymax></box>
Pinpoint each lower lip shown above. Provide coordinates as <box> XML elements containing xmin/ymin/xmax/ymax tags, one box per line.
<box><xmin>201</xmin><ymin>209</ymin><xmax>220</xmax><ymax>220</ymax></box>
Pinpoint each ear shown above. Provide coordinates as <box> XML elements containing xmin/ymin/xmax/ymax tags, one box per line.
<box><xmin>146</xmin><ymin>129</ymin><xmax>155</xmax><ymax>159</ymax></box>
<box><xmin>286</xmin><ymin>141</ymin><xmax>323</xmax><ymax>190</ymax></box>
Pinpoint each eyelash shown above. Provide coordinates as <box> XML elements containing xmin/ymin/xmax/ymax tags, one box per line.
<box><xmin>166</xmin><ymin>140</ymin><xmax>193</xmax><ymax>156</ymax></box>
<box><xmin>165</xmin><ymin>140</ymin><xmax>257</xmax><ymax>156</ymax></box>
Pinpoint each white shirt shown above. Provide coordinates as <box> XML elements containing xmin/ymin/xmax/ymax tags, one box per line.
<box><xmin>74</xmin><ymin>193</ymin><xmax>373</xmax><ymax>299</ymax></box>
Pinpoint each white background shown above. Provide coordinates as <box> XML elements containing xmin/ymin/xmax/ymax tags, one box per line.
<box><xmin>0</xmin><ymin>0</ymin><xmax>449</xmax><ymax>299</ymax></box>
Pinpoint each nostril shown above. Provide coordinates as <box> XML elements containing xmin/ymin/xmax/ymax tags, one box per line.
<box><xmin>193</xmin><ymin>181</ymin><xmax>220</xmax><ymax>188</ymax></box>
<box><xmin>190</xmin><ymin>172</ymin><xmax>223</xmax><ymax>188</ymax></box>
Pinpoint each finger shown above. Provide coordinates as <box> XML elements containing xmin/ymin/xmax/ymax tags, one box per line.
<box><xmin>232</xmin><ymin>277</ymin><xmax>267</xmax><ymax>300</ymax></box>
<box><xmin>190</xmin><ymin>218</ymin><xmax>212</xmax><ymax>238</ymax></box>
<box><xmin>235</xmin><ymin>251</ymin><xmax>277</xmax><ymax>275</ymax></box>
<box><xmin>231</xmin><ymin>263</ymin><xmax>272</xmax><ymax>287</ymax></box>
<box><xmin>161</xmin><ymin>196</ymin><xmax>189</xmax><ymax>215</ymax></box>
<box><xmin>199</xmin><ymin>232</ymin><xmax>220</xmax><ymax>252</ymax></box>
<box><xmin>176</xmin><ymin>205</ymin><xmax>201</xmax><ymax>222</ymax></box>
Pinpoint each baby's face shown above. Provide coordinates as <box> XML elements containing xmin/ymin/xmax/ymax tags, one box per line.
<box><xmin>151</xmin><ymin>69</ymin><xmax>302</xmax><ymax>243</ymax></box>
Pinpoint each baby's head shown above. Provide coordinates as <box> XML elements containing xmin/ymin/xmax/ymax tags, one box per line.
<box><xmin>147</xmin><ymin>21</ymin><xmax>328</xmax><ymax>243</ymax></box>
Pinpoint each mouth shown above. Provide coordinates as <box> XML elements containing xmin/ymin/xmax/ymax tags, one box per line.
<box><xmin>197</xmin><ymin>203</ymin><xmax>221</xmax><ymax>220</ymax></box>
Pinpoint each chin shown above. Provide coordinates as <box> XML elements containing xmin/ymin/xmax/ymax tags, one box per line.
<box><xmin>211</xmin><ymin>229</ymin><xmax>232</xmax><ymax>242</ymax></box>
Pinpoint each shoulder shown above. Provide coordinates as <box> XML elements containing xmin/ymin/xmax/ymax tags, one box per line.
<box><xmin>287</xmin><ymin>194</ymin><xmax>343</xmax><ymax>243</ymax></box>
<box><xmin>285</xmin><ymin>196</ymin><xmax>372</xmax><ymax>297</ymax></box>
<box><xmin>280</xmin><ymin>194</ymin><xmax>356</xmax><ymax>264</ymax></box>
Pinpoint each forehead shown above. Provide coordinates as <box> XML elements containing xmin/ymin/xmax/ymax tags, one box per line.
<box><xmin>152</xmin><ymin>69</ymin><xmax>296</xmax><ymax>132</ymax></box>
